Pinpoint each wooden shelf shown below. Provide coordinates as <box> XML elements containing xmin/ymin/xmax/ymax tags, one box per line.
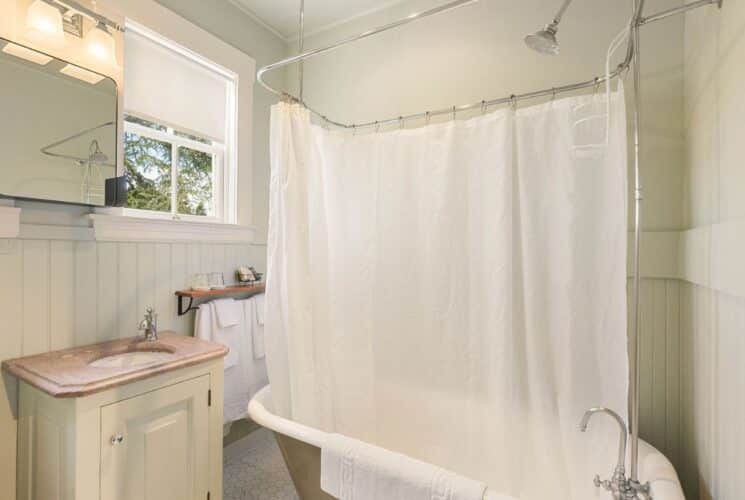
<box><xmin>175</xmin><ymin>284</ymin><xmax>265</xmax><ymax>315</ymax></box>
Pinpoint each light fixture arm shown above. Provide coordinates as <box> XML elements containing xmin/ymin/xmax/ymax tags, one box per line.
<box><xmin>43</xmin><ymin>0</ymin><xmax>124</xmax><ymax>33</ymax></box>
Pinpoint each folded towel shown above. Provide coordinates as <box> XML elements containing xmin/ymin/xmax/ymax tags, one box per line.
<box><xmin>244</xmin><ymin>298</ymin><xmax>266</xmax><ymax>360</ymax></box>
<box><xmin>213</xmin><ymin>298</ymin><xmax>241</xmax><ymax>328</ymax></box>
<box><xmin>254</xmin><ymin>293</ymin><xmax>265</xmax><ymax>325</ymax></box>
<box><xmin>321</xmin><ymin>434</ymin><xmax>487</xmax><ymax>500</ymax></box>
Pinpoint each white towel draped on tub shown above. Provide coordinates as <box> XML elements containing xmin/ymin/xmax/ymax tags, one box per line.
<box><xmin>194</xmin><ymin>296</ymin><xmax>268</xmax><ymax>424</ymax></box>
<box><xmin>321</xmin><ymin>434</ymin><xmax>487</xmax><ymax>500</ymax></box>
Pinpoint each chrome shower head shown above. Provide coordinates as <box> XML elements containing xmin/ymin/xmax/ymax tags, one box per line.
<box><xmin>88</xmin><ymin>140</ymin><xmax>108</xmax><ymax>164</ymax></box>
<box><xmin>524</xmin><ymin>23</ymin><xmax>560</xmax><ymax>56</ymax></box>
<box><xmin>525</xmin><ymin>0</ymin><xmax>573</xmax><ymax>56</ymax></box>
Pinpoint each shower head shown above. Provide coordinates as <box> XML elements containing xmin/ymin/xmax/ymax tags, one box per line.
<box><xmin>88</xmin><ymin>140</ymin><xmax>108</xmax><ymax>164</ymax></box>
<box><xmin>525</xmin><ymin>0</ymin><xmax>574</xmax><ymax>56</ymax></box>
<box><xmin>524</xmin><ymin>24</ymin><xmax>560</xmax><ymax>56</ymax></box>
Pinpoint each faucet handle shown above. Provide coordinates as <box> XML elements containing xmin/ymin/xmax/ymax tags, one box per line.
<box><xmin>629</xmin><ymin>479</ymin><xmax>652</xmax><ymax>499</ymax></box>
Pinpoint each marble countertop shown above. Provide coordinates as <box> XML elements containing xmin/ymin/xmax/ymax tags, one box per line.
<box><xmin>2</xmin><ymin>332</ymin><xmax>228</xmax><ymax>398</ymax></box>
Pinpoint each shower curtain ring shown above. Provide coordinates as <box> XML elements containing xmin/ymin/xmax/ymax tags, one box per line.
<box><xmin>593</xmin><ymin>77</ymin><xmax>601</xmax><ymax>94</ymax></box>
<box><xmin>352</xmin><ymin>124</ymin><xmax>357</xmax><ymax>136</ymax></box>
<box><xmin>510</xmin><ymin>95</ymin><xmax>518</xmax><ymax>111</ymax></box>
<box><xmin>375</xmin><ymin>121</ymin><xmax>380</xmax><ymax>133</ymax></box>
<box><xmin>425</xmin><ymin>111</ymin><xmax>431</xmax><ymax>125</ymax></box>
<box><xmin>452</xmin><ymin>106</ymin><xmax>457</xmax><ymax>121</ymax></box>
<box><xmin>551</xmin><ymin>88</ymin><xmax>557</xmax><ymax>101</ymax></box>
<box><xmin>399</xmin><ymin>116</ymin><xmax>405</xmax><ymax>129</ymax></box>
<box><xmin>481</xmin><ymin>100</ymin><xmax>488</xmax><ymax>114</ymax></box>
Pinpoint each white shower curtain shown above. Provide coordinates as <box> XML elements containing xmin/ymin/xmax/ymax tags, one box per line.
<box><xmin>265</xmin><ymin>89</ymin><xmax>629</xmax><ymax>500</ymax></box>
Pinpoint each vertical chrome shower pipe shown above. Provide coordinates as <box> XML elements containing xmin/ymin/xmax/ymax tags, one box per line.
<box><xmin>629</xmin><ymin>0</ymin><xmax>646</xmax><ymax>486</ymax></box>
<box><xmin>298</xmin><ymin>0</ymin><xmax>305</xmax><ymax>101</ymax></box>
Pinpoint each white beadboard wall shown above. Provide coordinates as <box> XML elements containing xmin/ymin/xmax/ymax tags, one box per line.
<box><xmin>0</xmin><ymin>237</ymin><xmax>267</xmax><ymax>497</ymax></box>
<box><xmin>680</xmin><ymin>1</ymin><xmax>745</xmax><ymax>499</ymax></box>
<box><xmin>632</xmin><ymin>278</ymin><xmax>684</xmax><ymax>478</ymax></box>
<box><xmin>0</xmin><ymin>239</ymin><xmax>267</xmax><ymax>355</ymax></box>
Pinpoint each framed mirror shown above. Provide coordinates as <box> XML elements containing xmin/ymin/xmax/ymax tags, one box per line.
<box><xmin>0</xmin><ymin>37</ymin><xmax>118</xmax><ymax>206</ymax></box>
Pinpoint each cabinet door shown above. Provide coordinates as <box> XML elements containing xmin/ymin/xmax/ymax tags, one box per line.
<box><xmin>100</xmin><ymin>376</ymin><xmax>210</xmax><ymax>500</ymax></box>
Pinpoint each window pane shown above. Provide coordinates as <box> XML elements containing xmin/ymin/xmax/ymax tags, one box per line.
<box><xmin>124</xmin><ymin>114</ymin><xmax>167</xmax><ymax>132</ymax></box>
<box><xmin>174</xmin><ymin>129</ymin><xmax>212</xmax><ymax>145</ymax></box>
<box><xmin>177</xmin><ymin>147</ymin><xmax>214</xmax><ymax>216</ymax></box>
<box><xmin>124</xmin><ymin>131</ymin><xmax>172</xmax><ymax>213</ymax></box>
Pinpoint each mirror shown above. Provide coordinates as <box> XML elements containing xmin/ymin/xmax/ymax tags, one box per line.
<box><xmin>0</xmin><ymin>37</ymin><xmax>117</xmax><ymax>206</ymax></box>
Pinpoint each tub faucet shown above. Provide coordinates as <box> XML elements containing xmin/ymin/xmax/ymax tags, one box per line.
<box><xmin>138</xmin><ymin>307</ymin><xmax>158</xmax><ymax>341</ymax></box>
<box><xmin>580</xmin><ymin>407</ymin><xmax>651</xmax><ymax>500</ymax></box>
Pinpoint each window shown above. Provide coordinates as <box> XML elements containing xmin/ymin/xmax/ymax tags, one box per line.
<box><xmin>122</xmin><ymin>21</ymin><xmax>238</xmax><ymax>223</ymax></box>
<box><xmin>124</xmin><ymin>115</ymin><xmax>222</xmax><ymax>220</ymax></box>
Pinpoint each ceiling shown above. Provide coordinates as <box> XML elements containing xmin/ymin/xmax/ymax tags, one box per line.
<box><xmin>228</xmin><ymin>0</ymin><xmax>414</xmax><ymax>41</ymax></box>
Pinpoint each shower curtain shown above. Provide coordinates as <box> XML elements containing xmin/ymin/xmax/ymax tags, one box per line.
<box><xmin>265</xmin><ymin>89</ymin><xmax>629</xmax><ymax>500</ymax></box>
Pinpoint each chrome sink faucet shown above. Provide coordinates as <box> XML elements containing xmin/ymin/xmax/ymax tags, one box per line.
<box><xmin>138</xmin><ymin>307</ymin><xmax>158</xmax><ymax>341</ymax></box>
<box><xmin>580</xmin><ymin>407</ymin><xmax>652</xmax><ymax>500</ymax></box>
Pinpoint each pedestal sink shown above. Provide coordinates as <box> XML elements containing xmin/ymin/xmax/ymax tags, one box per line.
<box><xmin>89</xmin><ymin>350</ymin><xmax>176</xmax><ymax>369</ymax></box>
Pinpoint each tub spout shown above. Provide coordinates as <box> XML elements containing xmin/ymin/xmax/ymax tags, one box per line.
<box><xmin>580</xmin><ymin>407</ymin><xmax>652</xmax><ymax>499</ymax></box>
<box><xmin>580</xmin><ymin>407</ymin><xmax>627</xmax><ymax>474</ymax></box>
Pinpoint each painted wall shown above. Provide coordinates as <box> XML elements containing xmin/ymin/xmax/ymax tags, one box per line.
<box><xmin>0</xmin><ymin>1</ymin><xmax>284</xmax><ymax>498</ymax></box>
<box><xmin>680</xmin><ymin>1</ymin><xmax>745</xmax><ymax>499</ymax></box>
<box><xmin>285</xmin><ymin>0</ymin><xmax>687</xmax><ymax>232</ymax></box>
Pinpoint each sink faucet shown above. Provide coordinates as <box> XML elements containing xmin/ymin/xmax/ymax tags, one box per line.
<box><xmin>138</xmin><ymin>307</ymin><xmax>158</xmax><ymax>342</ymax></box>
<box><xmin>580</xmin><ymin>407</ymin><xmax>652</xmax><ymax>500</ymax></box>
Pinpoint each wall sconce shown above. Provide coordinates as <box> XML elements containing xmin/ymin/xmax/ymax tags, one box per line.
<box><xmin>24</xmin><ymin>0</ymin><xmax>122</xmax><ymax>69</ymax></box>
<box><xmin>25</xmin><ymin>0</ymin><xmax>66</xmax><ymax>47</ymax></box>
<box><xmin>85</xmin><ymin>21</ymin><xmax>118</xmax><ymax>68</ymax></box>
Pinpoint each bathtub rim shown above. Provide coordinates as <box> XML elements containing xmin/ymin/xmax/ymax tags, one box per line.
<box><xmin>247</xmin><ymin>385</ymin><xmax>685</xmax><ymax>500</ymax></box>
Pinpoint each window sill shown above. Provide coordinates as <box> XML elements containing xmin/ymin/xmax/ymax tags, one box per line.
<box><xmin>89</xmin><ymin>212</ymin><xmax>256</xmax><ymax>243</ymax></box>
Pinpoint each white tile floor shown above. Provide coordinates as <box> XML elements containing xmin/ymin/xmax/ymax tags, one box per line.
<box><xmin>223</xmin><ymin>428</ymin><xmax>300</xmax><ymax>500</ymax></box>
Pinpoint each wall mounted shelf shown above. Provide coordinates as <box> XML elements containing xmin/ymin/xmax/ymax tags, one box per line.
<box><xmin>175</xmin><ymin>284</ymin><xmax>265</xmax><ymax>315</ymax></box>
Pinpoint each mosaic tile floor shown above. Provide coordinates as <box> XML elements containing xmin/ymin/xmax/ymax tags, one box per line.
<box><xmin>224</xmin><ymin>428</ymin><xmax>300</xmax><ymax>500</ymax></box>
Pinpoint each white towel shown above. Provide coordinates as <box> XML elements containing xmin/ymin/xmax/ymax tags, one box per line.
<box><xmin>253</xmin><ymin>293</ymin><xmax>265</xmax><ymax>325</ymax></box>
<box><xmin>321</xmin><ymin>434</ymin><xmax>487</xmax><ymax>500</ymax></box>
<box><xmin>194</xmin><ymin>302</ymin><xmax>239</xmax><ymax>369</ymax></box>
<box><xmin>244</xmin><ymin>297</ymin><xmax>266</xmax><ymax>360</ymax></box>
<box><xmin>213</xmin><ymin>298</ymin><xmax>242</xmax><ymax>328</ymax></box>
<box><xmin>194</xmin><ymin>302</ymin><xmax>268</xmax><ymax>425</ymax></box>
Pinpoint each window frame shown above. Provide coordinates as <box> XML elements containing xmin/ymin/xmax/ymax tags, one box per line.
<box><xmin>123</xmin><ymin>118</ymin><xmax>226</xmax><ymax>223</ymax></box>
<box><xmin>121</xmin><ymin>20</ymin><xmax>239</xmax><ymax>225</ymax></box>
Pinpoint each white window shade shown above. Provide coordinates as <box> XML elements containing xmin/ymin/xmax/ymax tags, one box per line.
<box><xmin>124</xmin><ymin>27</ymin><xmax>231</xmax><ymax>142</ymax></box>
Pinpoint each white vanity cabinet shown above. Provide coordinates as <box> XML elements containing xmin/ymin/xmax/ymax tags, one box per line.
<box><xmin>12</xmin><ymin>345</ymin><xmax>225</xmax><ymax>500</ymax></box>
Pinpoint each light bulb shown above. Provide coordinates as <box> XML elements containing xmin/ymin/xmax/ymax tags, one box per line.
<box><xmin>25</xmin><ymin>0</ymin><xmax>65</xmax><ymax>47</ymax></box>
<box><xmin>85</xmin><ymin>22</ymin><xmax>118</xmax><ymax>69</ymax></box>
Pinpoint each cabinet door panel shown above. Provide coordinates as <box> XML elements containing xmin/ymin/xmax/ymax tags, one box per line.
<box><xmin>100</xmin><ymin>376</ymin><xmax>210</xmax><ymax>500</ymax></box>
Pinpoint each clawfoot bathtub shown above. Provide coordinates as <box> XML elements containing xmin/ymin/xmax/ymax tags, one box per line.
<box><xmin>248</xmin><ymin>386</ymin><xmax>685</xmax><ymax>500</ymax></box>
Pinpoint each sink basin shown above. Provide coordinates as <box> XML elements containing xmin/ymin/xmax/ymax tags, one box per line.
<box><xmin>89</xmin><ymin>350</ymin><xmax>176</xmax><ymax>369</ymax></box>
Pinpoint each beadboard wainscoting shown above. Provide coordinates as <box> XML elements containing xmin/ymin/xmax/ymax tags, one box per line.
<box><xmin>0</xmin><ymin>237</ymin><xmax>267</xmax><ymax>499</ymax></box>
<box><xmin>0</xmin><ymin>239</ymin><xmax>267</xmax><ymax>355</ymax></box>
<box><xmin>632</xmin><ymin>279</ymin><xmax>683</xmax><ymax>479</ymax></box>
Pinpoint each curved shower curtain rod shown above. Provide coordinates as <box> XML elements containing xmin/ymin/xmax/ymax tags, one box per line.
<box><xmin>257</xmin><ymin>0</ymin><xmax>722</xmax><ymax>130</ymax></box>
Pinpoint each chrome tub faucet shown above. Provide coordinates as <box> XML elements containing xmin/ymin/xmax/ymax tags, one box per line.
<box><xmin>138</xmin><ymin>307</ymin><xmax>158</xmax><ymax>341</ymax></box>
<box><xmin>580</xmin><ymin>407</ymin><xmax>651</xmax><ymax>500</ymax></box>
